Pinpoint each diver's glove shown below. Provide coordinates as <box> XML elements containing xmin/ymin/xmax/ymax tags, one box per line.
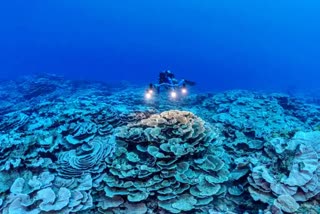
<box><xmin>184</xmin><ymin>80</ymin><xmax>196</xmax><ymax>86</ymax></box>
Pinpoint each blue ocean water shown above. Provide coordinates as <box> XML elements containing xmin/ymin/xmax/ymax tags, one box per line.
<box><xmin>1</xmin><ymin>1</ymin><xmax>320</xmax><ymax>92</ymax></box>
<box><xmin>2</xmin><ymin>2</ymin><xmax>320</xmax><ymax>213</ymax></box>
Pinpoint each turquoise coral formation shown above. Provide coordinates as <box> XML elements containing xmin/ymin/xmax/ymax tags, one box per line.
<box><xmin>0</xmin><ymin>74</ymin><xmax>320</xmax><ymax>213</ymax></box>
<box><xmin>101</xmin><ymin>110</ymin><xmax>229</xmax><ymax>213</ymax></box>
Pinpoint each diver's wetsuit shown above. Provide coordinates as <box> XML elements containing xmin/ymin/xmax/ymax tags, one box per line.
<box><xmin>154</xmin><ymin>70</ymin><xmax>195</xmax><ymax>93</ymax></box>
<box><xmin>157</xmin><ymin>71</ymin><xmax>177</xmax><ymax>93</ymax></box>
<box><xmin>159</xmin><ymin>71</ymin><xmax>175</xmax><ymax>84</ymax></box>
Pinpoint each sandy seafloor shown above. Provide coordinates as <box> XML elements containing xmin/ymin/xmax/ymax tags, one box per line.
<box><xmin>1</xmin><ymin>74</ymin><xmax>320</xmax><ymax>214</ymax></box>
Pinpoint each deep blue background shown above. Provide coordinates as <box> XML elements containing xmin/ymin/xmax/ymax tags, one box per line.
<box><xmin>1</xmin><ymin>0</ymin><xmax>319</xmax><ymax>91</ymax></box>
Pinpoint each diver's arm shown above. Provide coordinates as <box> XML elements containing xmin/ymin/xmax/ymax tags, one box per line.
<box><xmin>177</xmin><ymin>79</ymin><xmax>185</xmax><ymax>87</ymax></box>
<box><xmin>156</xmin><ymin>80</ymin><xmax>195</xmax><ymax>88</ymax></box>
<box><xmin>156</xmin><ymin>82</ymin><xmax>177</xmax><ymax>87</ymax></box>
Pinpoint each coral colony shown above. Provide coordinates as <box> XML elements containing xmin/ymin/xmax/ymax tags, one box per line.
<box><xmin>1</xmin><ymin>74</ymin><xmax>320</xmax><ymax>213</ymax></box>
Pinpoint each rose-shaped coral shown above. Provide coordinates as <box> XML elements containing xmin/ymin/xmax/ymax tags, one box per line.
<box><xmin>248</xmin><ymin>131</ymin><xmax>320</xmax><ymax>213</ymax></box>
<box><xmin>101</xmin><ymin>110</ymin><xmax>229</xmax><ymax>213</ymax></box>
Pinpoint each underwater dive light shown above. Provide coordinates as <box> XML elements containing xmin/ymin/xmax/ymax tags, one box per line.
<box><xmin>181</xmin><ymin>83</ymin><xmax>187</xmax><ymax>94</ymax></box>
<box><xmin>145</xmin><ymin>89</ymin><xmax>154</xmax><ymax>100</ymax></box>
<box><xmin>145</xmin><ymin>92</ymin><xmax>152</xmax><ymax>99</ymax></box>
<box><xmin>170</xmin><ymin>90</ymin><xmax>177</xmax><ymax>98</ymax></box>
<box><xmin>145</xmin><ymin>89</ymin><xmax>154</xmax><ymax>99</ymax></box>
<box><xmin>145</xmin><ymin>84</ymin><xmax>154</xmax><ymax>100</ymax></box>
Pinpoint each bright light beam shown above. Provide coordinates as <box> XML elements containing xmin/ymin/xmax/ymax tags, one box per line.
<box><xmin>145</xmin><ymin>92</ymin><xmax>152</xmax><ymax>99</ymax></box>
<box><xmin>171</xmin><ymin>91</ymin><xmax>177</xmax><ymax>98</ymax></box>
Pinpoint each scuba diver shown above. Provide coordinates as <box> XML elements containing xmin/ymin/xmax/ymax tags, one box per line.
<box><xmin>159</xmin><ymin>70</ymin><xmax>177</xmax><ymax>85</ymax></box>
<box><xmin>145</xmin><ymin>70</ymin><xmax>196</xmax><ymax>99</ymax></box>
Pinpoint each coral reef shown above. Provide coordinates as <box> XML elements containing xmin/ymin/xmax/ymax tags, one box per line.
<box><xmin>101</xmin><ymin>110</ymin><xmax>229</xmax><ymax>213</ymax></box>
<box><xmin>1</xmin><ymin>74</ymin><xmax>320</xmax><ymax>213</ymax></box>
<box><xmin>247</xmin><ymin>131</ymin><xmax>320</xmax><ymax>213</ymax></box>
